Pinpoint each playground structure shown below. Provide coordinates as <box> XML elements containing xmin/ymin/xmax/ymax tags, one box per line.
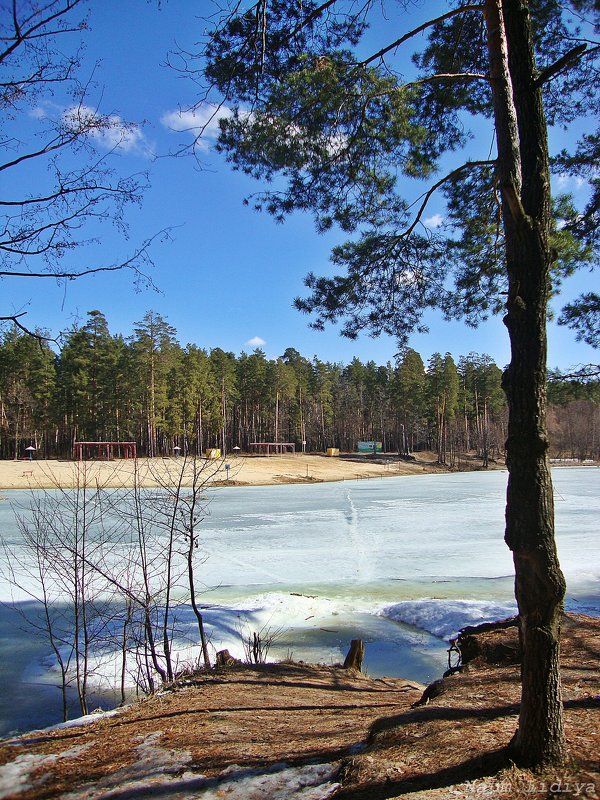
<box><xmin>73</xmin><ymin>441</ymin><xmax>137</xmax><ymax>460</ymax></box>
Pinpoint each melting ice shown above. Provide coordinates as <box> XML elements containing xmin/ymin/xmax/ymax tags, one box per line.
<box><xmin>0</xmin><ymin>467</ymin><xmax>598</xmax><ymax>735</ymax></box>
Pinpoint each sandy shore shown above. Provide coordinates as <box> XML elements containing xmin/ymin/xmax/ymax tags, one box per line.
<box><xmin>0</xmin><ymin>452</ymin><xmax>455</xmax><ymax>490</ymax></box>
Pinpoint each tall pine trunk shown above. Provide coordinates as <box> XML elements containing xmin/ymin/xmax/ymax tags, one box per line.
<box><xmin>485</xmin><ymin>0</ymin><xmax>566</xmax><ymax>766</ymax></box>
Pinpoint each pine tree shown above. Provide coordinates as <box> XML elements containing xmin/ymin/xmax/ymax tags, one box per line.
<box><xmin>179</xmin><ymin>345</ymin><xmax>220</xmax><ymax>454</ymax></box>
<box><xmin>131</xmin><ymin>311</ymin><xmax>179</xmax><ymax>457</ymax></box>
<box><xmin>392</xmin><ymin>349</ymin><xmax>426</xmax><ymax>454</ymax></box>
<box><xmin>209</xmin><ymin>348</ymin><xmax>238</xmax><ymax>454</ymax></box>
<box><xmin>282</xmin><ymin>347</ymin><xmax>313</xmax><ymax>450</ymax></box>
<box><xmin>0</xmin><ymin>327</ymin><xmax>56</xmax><ymax>458</ymax></box>
<box><xmin>267</xmin><ymin>357</ymin><xmax>298</xmax><ymax>444</ymax></box>
<box><xmin>427</xmin><ymin>353</ymin><xmax>459</xmax><ymax>465</ymax></box>
<box><xmin>197</xmin><ymin>0</ymin><xmax>600</xmax><ymax>764</ymax></box>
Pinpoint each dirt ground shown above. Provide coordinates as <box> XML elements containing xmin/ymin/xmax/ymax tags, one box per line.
<box><xmin>0</xmin><ymin>613</ymin><xmax>597</xmax><ymax>800</ymax></box>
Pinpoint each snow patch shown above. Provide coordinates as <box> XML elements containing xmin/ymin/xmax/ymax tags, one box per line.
<box><xmin>205</xmin><ymin>763</ymin><xmax>340</xmax><ymax>799</ymax></box>
<box><xmin>56</xmin><ymin>732</ymin><xmax>339</xmax><ymax>800</ymax></box>
<box><xmin>0</xmin><ymin>745</ymin><xmax>91</xmax><ymax>799</ymax></box>
<box><xmin>62</xmin><ymin>731</ymin><xmax>193</xmax><ymax>799</ymax></box>
<box><xmin>52</xmin><ymin>709</ymin><xmax>122</xmax><ymax>730</ymax></box>
<box><xmin>380</xmin><ymin>598</ymin><xmax>518</xmax><ymax>639</ymax></box>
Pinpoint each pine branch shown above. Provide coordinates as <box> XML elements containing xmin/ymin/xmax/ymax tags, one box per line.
<box><xmin>535</xmin><ymin>43</ymin><xmax>588</xmax><ymax>86</ymax></box>
<box><xmin>548</xmin><ymin>364</ymin><xmax>600</xmax><ymax>382</ymax></box>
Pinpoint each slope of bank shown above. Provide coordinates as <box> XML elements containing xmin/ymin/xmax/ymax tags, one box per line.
<box><xmin>0</xmin><ymin>613</ymin><xmax>597</xmax><ymax>800</ymax></box>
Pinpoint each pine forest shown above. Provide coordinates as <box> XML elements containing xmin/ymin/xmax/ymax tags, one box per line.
<box><xmin>1</xmin><ymin>309</ymin><xmax>597</xmax><ymax>464</ymax></box>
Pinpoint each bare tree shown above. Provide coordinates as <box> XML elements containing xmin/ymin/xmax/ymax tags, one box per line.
<box><xmin>1</xmin><ymin>0</ymin><xmax>161</xmax><ymax>335</ymax></box>
<box><xmin>1</xmin><ymin>452</ymin><xmax>235</xmax><ymax>726</ymax></box>
<box><xmin>144</xmin><ymin>454</ymin><xmax>236</xmax><ymax>670</ymax></box>
<box><xmin>2</xmin><ymin>461</ymin><xmax>121</xmax><ymax>720</ymax></box>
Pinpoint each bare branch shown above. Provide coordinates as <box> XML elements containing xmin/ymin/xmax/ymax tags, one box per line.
<box><xmin>403</xmin><ymin>72</ymin><xmax>489</xmax><ymax>88</ymax></box>
<box><xmin>12</xmin><ymin>0</ymin><xmax>22</xmax><ymax>40</ymax></box>
<box><xmin>404</xmin><ymin>159</ymin><xmax>495</xmax><ymax>238</ymax></box>
<box><xmin>0</xmin><ymin>182</ymin><xmax>131</xmax><ymax>207</ymax></box>
<box><xmin>0</xmin><ymin>0</ymin><xmax>87</xmax><ymax>64</ymax></box>
<box><xmin>365</xmin><ymin>72</ymin><xmax>490</xmax><ymax>101</ymax></box>
<box><xmin>0</xmin><ymin>312</ymin><xmax>54</xmax><ymax>342</ymax></box>
<box><xmin>285</xmin><ymin>0</ymin><xmax>338</xmax><ymax>42</ymax></box>
<box><xmin>0</xmin><ymin>228</ymin><xmax>169</xmax><ymax>290</ymax></box>
<box><xmin>355</xmin><ymin>5</ymin><xmax>484</xmax><ymax>68</ymax></box>
<box><xmin>0</xmin><ymin>130</ymin><xmax>83</xmax><ymax>173</ymax></box>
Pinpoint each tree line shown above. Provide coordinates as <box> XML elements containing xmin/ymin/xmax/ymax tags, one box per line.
<box><xmin>1</xmin><ymin>309</ymin><xmax>597</xmax><ymax>463</ymax></box>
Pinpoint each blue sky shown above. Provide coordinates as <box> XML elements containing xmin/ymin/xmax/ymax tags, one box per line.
<box><xmin>6</xmin><ymin>0</ymin><xmax>597</xmax><ymax>370</ymax></box>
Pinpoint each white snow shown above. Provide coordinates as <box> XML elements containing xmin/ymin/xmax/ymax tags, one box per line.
<box><xmin>51</xmin><ymin>708</ymin><xmax>122</xmax><ymax>730</ymax></box>
<box><xmin>52</xmin><ymin>732</ymin><xmax>340</xmax><ymax>800</ymax></box>
<box><xmin>0</xmin><ymin>745</ymin><xmax>91</xmax><ymax>799</ymax></box>
<box><xmin>60</xmin><ymin>761</ymin><xmax>339</xmax><ymax>800</ymax></box>
<box><xmin>380</xmin><ymin>598</ymin><xmax>518</xmax><ymax>639</ymax></box>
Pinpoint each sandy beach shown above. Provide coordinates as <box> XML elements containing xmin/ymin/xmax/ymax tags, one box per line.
<box><xmin>0</xmin><ymin>452</ymin><xmax>454</xmax><ymax>490</ymax></box>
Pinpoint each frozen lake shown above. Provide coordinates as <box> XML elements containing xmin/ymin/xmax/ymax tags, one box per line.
<box><xmin>0</xmin><ymin>466</ymin><xmax>598</xmax><ymax>735</ymax></box>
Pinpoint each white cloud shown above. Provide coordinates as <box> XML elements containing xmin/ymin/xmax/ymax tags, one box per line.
<box><xmin>245</xmin><ymin>336</ymin><xmax>266</xmax><ymax>347</ymax></box>
<box><xmin>424</xmin><ymin>213</ymin><xmax>444</xmax><ymax>229</ymax></box>
<box><xmin>30</xmin><ymin>106</ymin><xmax>49</xmax><ymax>120</ymax></box>
<box><xmin>62</xmin><ymin>105</ymin><xmax>152</xmax><ymax>156</ymax></box>
<box><xmin>161</xmin><ymin>103</ymin><xmax>233</xmax><ymax>150</ymax></box>
<box><xmin>556</xmin><ymin>173</ymin><xmax>586</xmax><ymax>190</ymax></box>
<box><xmin>96</xmin><ymin>114</ymin><xmax>149</xmax><ymax>154</ymax></box>
<box><xmin>326</xmin><ymin>131</ymin><xmax>347</xmax><ymax>156</ymax></box>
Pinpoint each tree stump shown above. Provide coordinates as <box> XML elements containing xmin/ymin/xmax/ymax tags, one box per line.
<box><xmin>343</xmin><ymin>639</ymin><xmax>365</xmax><ymax>671</ymax></box>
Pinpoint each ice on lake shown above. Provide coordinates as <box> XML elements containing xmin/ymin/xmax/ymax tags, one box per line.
<box><xmin>0</xmin><ymin>466</ymin><xmax>598</xmax><ymax>735</ymax></box>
